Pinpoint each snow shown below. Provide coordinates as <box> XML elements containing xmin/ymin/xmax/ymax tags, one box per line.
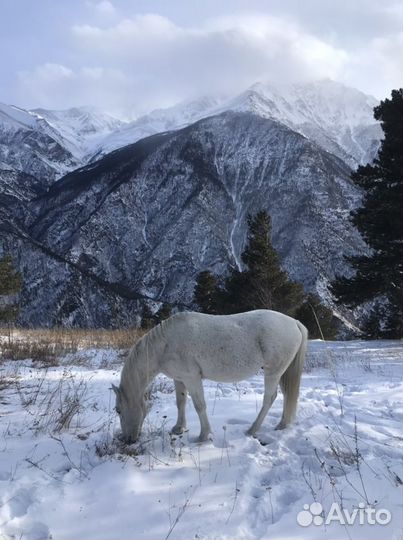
<box><xmin>0</xmin><ymin>340</ymin><xmax>402</xmax><ymax>540</ymax></box>
<box><xmin>0</xmin><ymin>104</ymin><xmax>38</xmax><ymax>131</ymax></box>
<box><xmin>0</xmin><ymin>103</ymin><xmax>125</xmax><ymax>180</ymax></box>
<box><xmin>0</xmin><ymin>80</ymin><xmax>380</xmax><ymax>183</ymax></box>
<box><xmin>94</xmin><ymin>96</ymin><xmax>223</xmax><ymax>158</ymax></box>
<box><xmin>91</xmin><ymin>80</ymin><xmax>380</xmax><ymax>167</ymax></box>
<box><xmin>214</xmin><ymin>79</ymin><xmax>381</xmax><ymax>167</ymax></box>
<box><xmin>32</xmin><ymin>107</ymin><xmax>125</xmax><ymax>161</ymax></box>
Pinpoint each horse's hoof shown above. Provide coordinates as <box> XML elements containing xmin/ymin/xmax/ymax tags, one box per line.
<box><xmin>246</xmin><ymin>428</ymin><xmax>256</xmax><ymax>437</ymax></box>
<box><xmin>171</xmin><ymin>425</ymin><xmax>186</xmax><ymax>435</ymax></box>
<box><xmin>274</xmin><ymin>421</ymin><xmax>287</xmax><ymax>430</ymax></box>
<box><xmin>197</xmin><ymin>433</ymin><xmax>213</xmax><ymax>443</ymax></box>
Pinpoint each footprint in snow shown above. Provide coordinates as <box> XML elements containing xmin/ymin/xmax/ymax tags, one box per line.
<box><xmin>1</xmin><ymin>487</ymin><xmax>50</xmax><ymax>540</ymax></box>
<box><xmin>4</xmin><ymin>520</ymin><xmax>50</xmax><ymax>540</ymax></box>
<box><xmin>7</xmin><ymin>488</ymin><xmax>34</xmax><ymax>518</ymax></box>
<box><xmin>0</xmin><ymin>470</ymin><xmax>12</xmax><ymax>481</ymax></box>
<box><xmin>226</xmin><ymin>418</ymin><xmax>250</xmax><ymax>425</ymax></box>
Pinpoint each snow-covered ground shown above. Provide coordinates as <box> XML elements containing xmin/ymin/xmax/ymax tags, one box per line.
<box><xmin>0</xmin><ymin>341</ymin><xmax>402</xmax><ymax>540</ymax></box>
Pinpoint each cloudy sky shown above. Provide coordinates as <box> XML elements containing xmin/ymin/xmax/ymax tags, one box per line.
<box><xmin>1</xmin><ymin>0</ymin><xmax>402</xmax><ymax>118</ymax></box>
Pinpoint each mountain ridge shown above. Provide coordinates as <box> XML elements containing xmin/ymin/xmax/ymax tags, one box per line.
<box><xmin>92</xmin><ymin>80</ymin><xmax>381</xmax><ymax>168</ymax></box>
<box><xmin>0</xmin><ymin>79</ymin><xmax>381</xmax><ymax>187</ymax></box>
<box><xmin>2</xmin><ymin>111</ymin><xmax>366</xmax><ymax>327</ymax></box>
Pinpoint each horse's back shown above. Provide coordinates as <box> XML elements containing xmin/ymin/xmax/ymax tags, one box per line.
<box><xmin>168</xmin><ymin>310</ymin><xmax>301</xmax><ymax>344</ymax></box>
<box><xmin>161</xmin><ymin>310</ymin><xmax>303</xmax><ymax>382</ymax></box>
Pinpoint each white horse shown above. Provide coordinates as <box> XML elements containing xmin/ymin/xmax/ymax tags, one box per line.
<box><xmin>112</xmin><ymin>310</ymin><xmax>307</xmax><ymax>443</ymax></box>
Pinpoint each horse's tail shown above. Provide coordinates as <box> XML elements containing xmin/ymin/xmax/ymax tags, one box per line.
<box><xmin>277</xmin><ymin>320</ymin><xmax>308</xmax><ymax>429</ymax></box>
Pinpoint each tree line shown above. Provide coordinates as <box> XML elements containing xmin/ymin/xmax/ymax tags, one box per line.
<box><xmin>194</xmin><ymin>211</ymin><xmax>337</xmax><ymax>338</ymax></box>
<box><xmin>193</xmin><ymin>89</ymin><xmax>402</xmax><ymax>339</ymax></box>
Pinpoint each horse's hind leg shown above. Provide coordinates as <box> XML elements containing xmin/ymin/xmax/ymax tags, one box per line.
<box><xmin>172</xmin><ymin>380</ymin><xmax>187</xmax><ymax>435</ymax></box>
<box><xmin>247</xmin><ymin>372</ymin><xmax>281</xmax><ymax>437</ymax></box>
<box><xmin>186</xmin><ymin>377</ymin><xmax>213</xmax><ymax>442</ymax></box>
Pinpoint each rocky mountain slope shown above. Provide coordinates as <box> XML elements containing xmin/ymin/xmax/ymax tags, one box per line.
<box><xmin>3</xmin><ymin>112</ymin><xmax>366</xmax><ymax>327</ymax></box>
<box><xmin>32</xmin><ymin>106</ymin><xmax>125</xmax><ymax>161</ymax></box>
<box><xmin>0</xmin><ymin>80</ymin><xmax>380</xmax><ymax>185</ymax></box>
<box><xmin>0</xmin><ymin>103</ymin><xmax>125</xmax><ymax>186</ymax></box>
<box><xmin>222</xmin><ymin>80</ymin><xmax>381</xmax><ymax>167</ymax></box>
<box><xmin>0</xmin><ymin>103</ymin><xmax>80</xmax><ymax>184</ymax></box>
<box><xmin>91</xmin><ymin>96</ymin><xmax>222</xmax><ymax>160</ymax></box>
<box><xmin>92</xmin><ymin>80</ymin><xmax>381</xmax><ymax>168</ymax></box>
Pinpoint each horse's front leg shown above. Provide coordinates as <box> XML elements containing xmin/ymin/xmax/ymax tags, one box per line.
<box><xmin>172</xmin><ymin>380</ymin><xmax>187</xmax><ymax>435</ymax></box>
<box><xmin>187</xmin><ymin>377</ymin><xmax>213</xmax><ymax>442</ymax></box>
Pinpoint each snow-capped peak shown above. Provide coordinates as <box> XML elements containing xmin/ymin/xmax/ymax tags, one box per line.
<box><xmin>215</xmin><ymin>79</ymin><xmax>381</xmax><ymax>166</ymax></box>
<box><xmin>31</xmin><ymin>106</ymin><xmax>126</xmax><ymax>160</ymax></box>
<box><xmin>92</xmin><ymin>95</ymin><xmax>223</xmax><ymax>160</ymax></box>
<box><xmin>0</xmin><ymin>79</ymin><xmax>382</xmax><ymax>180</ymax></box>
<box><xmin>89</xmin><ymin>79</ymin><xmax>381</xmax><ymax>167</ymax></box>
<box><xmin>0</xmin><ymin>102</ymin><xmax>44</xmax><ymax>131</ymax></box>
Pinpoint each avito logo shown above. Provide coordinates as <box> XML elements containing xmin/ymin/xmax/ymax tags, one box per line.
<box><xmin>297</xmin><ymin>502</ymin><xmax>391</xmax><ymax>527</ymax></box>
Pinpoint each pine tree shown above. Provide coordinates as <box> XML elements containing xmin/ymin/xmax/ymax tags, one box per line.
<box><xmin>194</xmin><ymin>211</ymin><xmax>304</xmax><ymax>316</ymax></box>
<box><xmin>140</xmin><ymin>303</ymin><xmax>154</xmax><ymax>330</ymax></box>
<box><xmin>295</xmin><ymin>293</ymin><xmax>338</xmax><ymax>339</ymax></box>
<box><xmin>140</xmin><ymin>302</ymin><xmax>172</xmax><ymax>330</ymax></box>
<box><xmin>225</xmin><ymin>211</ymin><xmax>303</xmax><ymax>315</ymax></box>
<box><xmin>153</xmin><ymin>303</ymin><xmax>172</xmax><ymax>324</ymax></box>
<box><xmin>194</xmin><ymin>271</ymin><xmax>219</xmax><ymax>314</ymax></box>
<box><xmin>331</xmin><ymin>89</ymin><xmax>403</xmax><ymax>338</ymax></box>
<box><xmin>0</xmin><ymin>254</ymin><xmax>22</xmax><ymax>326</ymax></box>
<box><xmin>361</xmin><ymin>301</ymin><xmax>386</xmax><ymax>339</ymax></box>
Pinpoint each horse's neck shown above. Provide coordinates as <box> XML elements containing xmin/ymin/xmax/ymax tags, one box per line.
<box><xmin>127</xmin><ymin>335</ymin><xmax>160</xmax><ymax>392</ymax></box>
<box><xmin>135</xmin><ymin>354</ymin><xmax>158</xmax><ymax>388</ymax></box>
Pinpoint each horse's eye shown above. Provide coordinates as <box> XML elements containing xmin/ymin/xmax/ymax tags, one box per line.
<box><xmin>116</xmin><ymin>408</ymin><xmax>121</xmax><ymax>415</ymax></box>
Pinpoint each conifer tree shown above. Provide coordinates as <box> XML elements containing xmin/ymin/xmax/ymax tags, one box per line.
<box><xmin>0</xmin><ymin>254</ymin><xmax>22</xmax><ymax>326</ymax></box>
<box><xmin>194</xmin><ymin>271</ymin><xmax>219</xmax><ymax>314</ymax></box>
<box><xmin>153</xmin><ymin>303</ymin><xmax>172</xmax><ymax>324</ymax></box>
<box><xmin>140</xmin><ymin>302</ymin><xmax>172</xmax><ymax>330</ymax></box>
<box><xmin>194</xmin><ymin>211</ymin><xmax>304</xmax><ymax>316</ymax></box>
<box><xmin>295</xmin><ymin>293</ymin><xmax>338</xmax><ymax>339</ymax></box>
<box><xmin>331</xmin><ymin>89</ymin><xmax>403</xmax><ymax>338</ymax></box>
<box><xmin>140</xmin><ymin>303</ymin><xmax>154</xmax><ymax>330</ymax></box>
<box><xmin>224</xmin><ymin>211</ymin><xmax>303</xmax><ymax>315</ymax></box>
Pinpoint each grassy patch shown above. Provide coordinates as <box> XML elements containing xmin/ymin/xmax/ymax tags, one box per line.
<box><xmin>0</xmin><ymin>326</ymin><xmax>145</xmax><ymax>363</ymax></box>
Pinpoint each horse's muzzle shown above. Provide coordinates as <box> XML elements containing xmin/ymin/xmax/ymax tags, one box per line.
<box><xmin>117</xmin><ymin>432</ymin><xmax>137</xmax><ymax>445</ymax></box>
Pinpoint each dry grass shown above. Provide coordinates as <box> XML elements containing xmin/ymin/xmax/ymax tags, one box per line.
<box><xmin>0</xmin><ymin>373</ymin><xmax>13</xmax><ymax>392</ymax></box>
<box><xmin>29</xmin><ymin>371</ymin><xmax>90</xmax><ymax>434</ymax></box>
<box><xmin>0</xmin><ymin>326</ymin><xmax>145</xmax><ymax>363</ymax></box>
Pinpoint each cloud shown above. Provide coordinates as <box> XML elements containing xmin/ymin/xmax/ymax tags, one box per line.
<box><xmin>85</xmin><ymin>0</ymin><xmax>117</xmax><ymax>17</ymax></box>
<box><xmin>342</xmin><ymin>33</ymin><xmax>403</xmax><ymax>98</ymax></box>
<box><xmin>16</xmin><ymin>12</ymin><xmax>402</xmax><ymax>116</ymax></box>
<box><xmin>18</xmin><ymin>64</ymin><xmax>74</xmax><ymax>106</ymax></box>
<box><xmin>95</xmin><ymin>1</ymin><xmax>116</xmax><ymax>16</ymax></box>
<box><xmin>18</xmin><ymin>63</ymin><xmax>130</xmax><ymax>116</ymax></box>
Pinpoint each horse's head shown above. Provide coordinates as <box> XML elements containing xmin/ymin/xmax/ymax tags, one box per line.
<box><xmin>112</xmin><ymin>383</ymin><xmax>147</xmax><ymax>444</ymax></box>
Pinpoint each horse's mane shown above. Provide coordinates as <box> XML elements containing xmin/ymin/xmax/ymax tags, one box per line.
<box><xmin>137</xmin><ymin>316</ymin><xmax>169</xmax><ymax>350</ymax></box>
<box><xmin>139</xmin><ymin>312</ymin><xmax>190</xmax><ymax>351</ymax></box>
<box><xmin>126</xmin><ymin>313</ymin><xmax>184</xmax><ymax>371</ymax></box>
<box><xmin>121</xmin><ymin>314</ymin><xmax>188</xmax><ymax>395</ymax></box>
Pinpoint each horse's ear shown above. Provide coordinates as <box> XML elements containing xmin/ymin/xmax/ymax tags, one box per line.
<box><xmin>111</xmin><ymin>383</ymin><xmax>120</xmax><ymax>395</ymax></box>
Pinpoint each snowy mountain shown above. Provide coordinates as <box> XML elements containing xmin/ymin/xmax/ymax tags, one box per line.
<box><xmin>0</xmin><ymin>103</ymin><xmax>126</xmax><ymax>185</ymax></box>
<box><xmin>0</xmin><ymin>80</ymin><xmax>381</xmax><ymax>186</ymax></box>
<box><xmin>224</xmin><ymin>80</ymin><xmax>382</xmax><ymax>167</ymax></box>
<box><xmin>3</xmin><ymin>112</ymin><xmax>366</xmax><ymax>327</ymax></box>
<box><xmin>0</xmin><ymin>79</ymin><xmax>381</xmax><ymax>328</ymax></box>
<box><xmin>0</xmin><ymin>103</ymin><xmax>80</xmax><ymax>183</ymax></box>
<box><xmin>91</xmin><ymin>80</ymin><xmax>381</xmax><ymax>167</ymax></box>
<box><xmin>32</xmin><ymin>107</ymin><xmax>126</xmax><ymax>161</ymax></box>
<box><xmin>90</xmin><ymin>96</ymin><xmax>222</xmax><ymax>160</ymax></box>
